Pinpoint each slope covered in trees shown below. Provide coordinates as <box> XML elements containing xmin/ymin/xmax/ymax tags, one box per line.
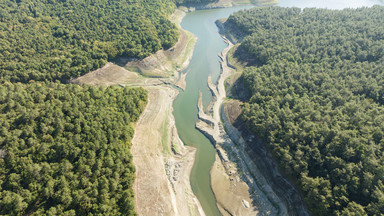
<box><xmin>0</xmin><ymin>0</ymin><xmax>179</xmax><ymax>82</ymax></box>
<box><xmin>225</xmin><ymin>6</ymin><xmax>384</xmax><ymax>215</ymax></box>
<box><xmin>0</xmin><ymin>82</ymin><xmax>147</xmax><ymax>215</ymax></box>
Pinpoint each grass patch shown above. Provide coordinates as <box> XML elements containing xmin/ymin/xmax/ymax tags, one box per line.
<box><xmin>160</xmin><ymin>113</ymin><xmax>171</xmax><ymax>155</ymax></box>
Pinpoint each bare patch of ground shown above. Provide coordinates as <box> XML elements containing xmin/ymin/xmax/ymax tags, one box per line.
<box><xmin>211</xmin><ymin>153</ymin><xmax>259</xmax><ymax>216</ymax></box>
<box><xmin>223</xmin><ymin>99</ymin><xmax>242</xmax><ymax>124</ymax></box>
<box><xmin>116</xmin><ymin>26</ymin><xmax>196</xmax><ymax>78</ymax></box>
<box><xmin>71</xmin><ymin>62</ymin><xmax>140</xmax><ymax>86</ymax></box>
<box><xmin>132</xmin><ymin>87</ymin><xmax>204</xmax><ymax>216</ymax></box>
<box><xmin>174</xmin><ymin>69</ymin><xmax>189</xmax><ymax>91</ymax></box>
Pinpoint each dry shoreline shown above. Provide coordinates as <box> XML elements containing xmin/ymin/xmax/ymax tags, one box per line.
<box><xmin>215</xmin><ymin>19</ymin><xmax>310</xmax><ymax>216</ymax></box>
<box><xmin>72</xmin><ymin>8</ymin><xmax>205</xmax><ymax>216</ymax></box>
<box><xmin>196</xmin><ymin>36</ymin><xmax>284</xmax><ymax>215</ymax></box>
<box><xmin>131</xmin><ymin>87</ymin><xmax>204</xmax><ymax>216</ymax></box>
<box><xmin>185</xmin><ymin>0</ymin><xmax>278</xmax><ymax>10</ymax></box>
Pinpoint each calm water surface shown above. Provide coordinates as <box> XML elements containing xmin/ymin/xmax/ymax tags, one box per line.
<box><xmin>173</xmin><ymin>1</ymin><xmax>384</xmax><ymax>215</ymax></box>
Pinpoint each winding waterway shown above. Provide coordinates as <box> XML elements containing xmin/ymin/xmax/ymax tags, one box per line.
<box><xmin>173</xmin><ymin>6</ymin><xmax>254</xmax><ymax>216</ymax></box>
<box><xmin>173</xmin><ymin>1</ymin><xmax>384</xmax><ymax>215</ymax></box>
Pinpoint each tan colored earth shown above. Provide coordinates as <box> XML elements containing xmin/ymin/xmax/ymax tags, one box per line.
<box><xmin>132</xmin><ymin>87</ymin><xmax>204</xmax><ymax>216</ymax></box>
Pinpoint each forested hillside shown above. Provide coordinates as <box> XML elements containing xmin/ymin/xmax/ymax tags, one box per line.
<box><xmin>225</xmin><ymin>6</ymin><xmax>384</xmax><ymax>215</ymax></box>
<box><xmin>0</xmin><ymin>83</ymin><xmax>147</xmax><ymax>215</ymax></box>
<box><xmin>0</xmin><ymin>0</ymin><xmax>179</xmax><ymax>82</ymax></box>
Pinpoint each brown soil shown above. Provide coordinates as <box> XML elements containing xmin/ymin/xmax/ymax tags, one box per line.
<box><xmin>174</xmin><ymin>69</ymin><xmax>189</xmax><ymax>91</ymax></box>
<box><xmin>70</xmin><ymin>62</ymin><xmax>140</xmax><ymax>86</ymax></box>
<box><xmin>223</xmin><ymin>99</ymin><xmax>242</xmax><ymax>124</ymax></box>
<box><xmin>132</xmin><ymin>87</ymin><xmax>204</xmax><ymax>216</ymax></box>
<box><xmin>211</xmin><ymin>154</ymin><xmax>259</xmax><ymax>216</ymax></box>
<box><xmin>116</xmin><ymin>28</ymin><xmax>196</xmax><ymax>78</ymax></box>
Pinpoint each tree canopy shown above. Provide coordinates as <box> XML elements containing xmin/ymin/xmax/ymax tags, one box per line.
<box><xmin>0</xmin><ymin>82</ymin><xmax>147</xmax><ymax>215</ymax></box>
<box><xmin>225</xmin><ymin>6</ymin><xmax>384</xmax><ymax>215</ymax></box>
<box><xmin>0</xmin><ymin>0</ymin><xmax>180</xmax><ymax>83</ymax></box>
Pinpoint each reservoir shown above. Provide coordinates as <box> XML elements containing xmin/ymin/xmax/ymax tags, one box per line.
<box><xmin>172</xmin><ymin>0</ymin><xmax>384</xmax><ymax>215</ymax></box>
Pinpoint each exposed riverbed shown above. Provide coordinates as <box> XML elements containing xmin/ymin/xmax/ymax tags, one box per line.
<box><xmin>173</xmin><ymin>6</ymin><xmax>254</xmax><ymax>216</ymax></box>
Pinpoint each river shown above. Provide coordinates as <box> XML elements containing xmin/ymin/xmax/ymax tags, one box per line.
<box><xmin>172</xmin><ymin>1</ymin><xmax>384</xmax><ymax>216</ymax></box>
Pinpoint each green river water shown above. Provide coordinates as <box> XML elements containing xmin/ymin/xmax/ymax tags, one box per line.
<box><xmin>172</xmin><ymin>1</ymin><xmax>384</xmax><ymax>215</ymax></box>
<box><xmin>173</xmin><ymin>5</ymin><xmax>253</xmax><ymax>216</ymax></box>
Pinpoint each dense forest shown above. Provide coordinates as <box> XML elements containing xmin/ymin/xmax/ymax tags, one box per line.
<box><xmin>0</xmin><ymin>0</ymin><xmax>179</xmax><ymax>82</ymax></box>
<box><xmin>0</xmin><ymin>0</ymin><xmax>225</xmax><ymax>215</ymax></box>
<box><xmin>0</xmin><ymin>83</ymin><xmax>147</xmax><ymax>215</ymax></box>
<box><xmin>225</xmin><ymin>6</ymin><xmax>384</xmax><ymax>215</ymax></box>
<box><xmin>0</xmin><ymin>0</ymin><xmax>206</xmax><ymax>215</ymax></box>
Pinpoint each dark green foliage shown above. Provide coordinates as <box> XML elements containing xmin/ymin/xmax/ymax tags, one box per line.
<box><xmin>0</xmin><ymin>0</ymin><xmax>179</xmax><ymax>83</ymax></box>
<box><xmin>0</xmin><ymin>82</ymin><xmax>147</xmax><ymax>215</ymax></box>
<box><xmin>226</xmin><ymin>6</ymin><xmax>384</xmax><ymax>215</ymax></box>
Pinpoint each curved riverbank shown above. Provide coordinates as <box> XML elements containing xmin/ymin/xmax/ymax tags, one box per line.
<box><xmin>195</xmin><ymin>36</ymin><xmax>285</xmax><ymax>215</ymax></box>
<box><xmin>71</xmin><ymin>8</ymin><xmax>197</xmax><ymax>85</ymax></box>
<box><xmin>132</xmin><ymin>87</ymin><xmax>205</xmax><ymax>216</ymax></box>
<box><xmin>213</xmin><ymin>19</ymin><xmax>310</xmax><ymax>216</ymax></box>
<box><xmin>173</xmin><ymin>6</ymin><xmax>261</xmax><ymax>216</ymax></box>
